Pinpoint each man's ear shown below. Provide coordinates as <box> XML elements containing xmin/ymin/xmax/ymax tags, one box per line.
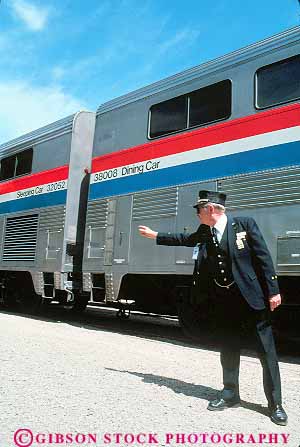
<box><xmin>207</xmin><ymin>203</ymin><xmax>214</xmax><ymax>215</ymax></box>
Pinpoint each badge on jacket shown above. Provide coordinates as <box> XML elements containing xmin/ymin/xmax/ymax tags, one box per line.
<box><xmin>192</xmin><ymin>245</ymin><xmax>200</xmax><ymax>260</ymax></box>
<box><xmin>236</xmin><ymin>231</ymin><xmax>247</xmax><ymax>249</ymax></box>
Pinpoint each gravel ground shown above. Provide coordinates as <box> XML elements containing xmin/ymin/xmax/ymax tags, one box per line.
<box><xmin>0</xmin><ymin>309</ymin><xmax>299</xmax><ymax>447</ymax></box>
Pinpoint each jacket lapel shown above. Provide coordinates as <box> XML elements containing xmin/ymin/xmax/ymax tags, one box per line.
<box><xmin>227</xmin><ymin>216</ymin><xmax>237</xmax><ymax>259</ymax></box>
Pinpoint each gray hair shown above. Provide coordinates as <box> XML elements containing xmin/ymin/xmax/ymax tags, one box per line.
<box><xmin>212</xmin><ymin>203</ymin><xmax>225</xmax><ymax>212</ymax></box>
<box><xmin>201</xmin><ymin>202</ymin><xmax>225</xmax><ymax>212</ymax></box>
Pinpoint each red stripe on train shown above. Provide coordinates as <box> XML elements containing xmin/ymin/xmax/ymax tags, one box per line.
<box><xmin>0</xmin><ymin>165</ymin><xmax>69</xmax><ymax>195</ymax></box>
<box><xmin>91</xmin><ymin>103</ymin><xmax>300</xmax><ymax>173</ymax></box>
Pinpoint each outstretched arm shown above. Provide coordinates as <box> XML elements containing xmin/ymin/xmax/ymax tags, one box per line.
<box><xmin>139</xmin><ymin>224</ymin><xmax>211</xmax><ymax>247</ymax></box>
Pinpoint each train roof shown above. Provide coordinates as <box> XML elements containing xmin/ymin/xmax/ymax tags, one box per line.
<box><xmin>0</xmin><ymin>114</ymin><xmax>75</xmax><ymax>155</ymax></box>
<box><xmin>96</xmin><ymin>25</ymin><xmax>300</xmax><ymax>115</ymax></box>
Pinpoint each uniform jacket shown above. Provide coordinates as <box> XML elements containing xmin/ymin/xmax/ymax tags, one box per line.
<box><xmin>156</xmin><ymin>216</ymin><xmax>280</xmax><ymax>310</ymax></box>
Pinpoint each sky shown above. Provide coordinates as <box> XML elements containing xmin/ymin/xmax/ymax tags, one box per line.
<box><xmin>0</xmin><ymin>0</ymin><xmax>299</xmax><ymax>144</ymax></box>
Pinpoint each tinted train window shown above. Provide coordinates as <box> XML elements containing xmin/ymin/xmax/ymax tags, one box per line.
<box><xmin>189</xmin><ymin>80</ymin><xmax>231</xmax><ymax>127</ymax></box>
<box><xmin>16</xmin><ymin>148</ymin><xmax>33</xmax><ymax>176</ymax></box>
<box><xmin>149</xmin><ymin>96</ymin><xmax>187</xmax><ymax>138</ymax></box>
<box><xmin>256</xmin><ymin>55</ymin><xmax>300</xmax><ymax>109</ymax></box>
<box><xmin>0</xmin><ymin>155</ymin><xmax>15</xmax><ymax>181</ymax></box>
<box><xmin>149</xmin><ymin>80</ymin><xmax>231</xmax><ymax>139</ymax></box>
<box><xmin>0</xmin><ymin>148</ymin><xmax>33</xmax><ymax>181</ymax></box>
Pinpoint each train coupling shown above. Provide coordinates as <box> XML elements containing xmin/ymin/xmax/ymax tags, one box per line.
<box><xmin>64</xmin><ymin>283</ymin><xmax>75</xmax><ymax>303</ymax></box>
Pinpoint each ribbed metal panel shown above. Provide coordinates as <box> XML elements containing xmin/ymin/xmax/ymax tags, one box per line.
<box><xmin>218</xmin><ymin>167</ymin><xmax>300</xmax><ymax>209</ymax></box>
<box><xmin>0</xmin><ymin>216</ymin><xmax>4</xmax><ymax>250</ymax></box>
<box><xmin>39</xmin><ymin>206</ymin><xmax>66</xmax><ymax>230</ymax></box>
<box><xmin>86</xmin><ymin>200</ymin><xmax>108</xmax><ymax>227</ymax></box>
<box><xmin>3</xmin><ymin>214</ymin><xmax>39</xmax><ymax>261</ymax></box>
<box><xmin>97</xmin><ymin>26</ymin><xmax>300</xmax><ymax>115</ymax></box>
<box><xmin>0</xmin><ymin>114</ymin><xmax>75</xmax><ymax>155</ymax></box>
<box><xmin>132</xmin><ymin>187</ymin><xmax>178</xmax><ymax>220</ymax></box>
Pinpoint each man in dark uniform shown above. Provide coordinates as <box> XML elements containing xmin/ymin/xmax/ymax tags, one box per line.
<box><xmin>138</xmin><ymin>190</ymin><xmax>287</xmax><ymax>426</ymax></box>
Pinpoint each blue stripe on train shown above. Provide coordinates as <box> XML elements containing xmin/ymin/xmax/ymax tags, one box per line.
<box><xmin>89</xmin><ymin>141</ymin><xmax>300</xmax><ymax>200</ymax></box>
<box><xmin>0</xmin><ymin>190</ymin><xmax>67</xmax><ymax>214</ymax></box>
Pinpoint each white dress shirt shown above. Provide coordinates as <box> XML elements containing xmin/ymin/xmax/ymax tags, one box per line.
<box><xmin>212</xmin><ymin>214</ymin><xmax>227</xmax><ymax>243</ymax></box>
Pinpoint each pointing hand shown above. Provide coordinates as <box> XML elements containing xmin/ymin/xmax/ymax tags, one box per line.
<box><xmin>138</xmin><ymin>225</ymin><xmax>158</xmax><ymax>239</ymax></box>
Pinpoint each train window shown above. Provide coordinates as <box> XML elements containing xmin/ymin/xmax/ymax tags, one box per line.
<box><xmin>149</xmin><ymin>95</ymin><xmax>188</xmax><ymax>138</ymax></box>
<box><xmin>149</xmin><ymin>80</ymin><xmax>231</xmax><ymax>139</ymax></box>
<box><xmin>0</xmin><ymin>155</ymin><xmax>16</xmax><ymax>181</ymax></box>
<box><xmin>189</xmin><ymin>80</ymin><xmax>231</xmax><ymax>127</ymax></box>
<box><xmin>16</xmin><ymin>148</ymin><xmax>33</xmax><ymax>176</ymax></box>
<box><xmin>0</xmin><ymin>148</ymin><xmax>33</xmax><ymax>181</ymax></box>
<box><xmin>256</xmin><ymin>55</ymin><xmax>300</xmax><ymax>109</ymax></box>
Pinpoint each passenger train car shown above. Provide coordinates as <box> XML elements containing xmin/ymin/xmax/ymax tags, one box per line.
<box><xmin>0</xmin><ymin>112</ymin><xmax>95</xmax><ymax>310</ymax></box>
<box><xmin>1</xmin><ymin>26</ymin><xmax>300</xmax><ymax>331</ymax></box>
<box><xmin>83</xmin><ymin>26</ymin><xmax>300</xmax><ymax>327</ymax></box>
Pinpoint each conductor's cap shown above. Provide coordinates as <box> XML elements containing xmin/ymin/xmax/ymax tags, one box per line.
<box><xmin>193</xmin><ymin>190</ymin><xmax>227</xmax><ymax>208</ymax></box>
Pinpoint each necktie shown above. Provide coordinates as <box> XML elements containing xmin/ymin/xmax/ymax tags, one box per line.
<box><xmin>212</xmin><ymin>227</ymin><xmax>219</xmax><ymax>245</ymax></box>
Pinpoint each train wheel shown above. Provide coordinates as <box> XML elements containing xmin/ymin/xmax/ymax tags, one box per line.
<box><xmin>19</xmin><ymin>292</ymin><xmax>42</xmax><ymax>314</ymax></box>
<box><xmin>2</xmin><ymin>287</ymin><xmax>19</xmax><ymax>310</ymax></box>
<box><xmin>0</xmin><ymin>275</ymin><xmax>41</xmax><ymax>314</ymax></box>
<box><xmin>3</xmin><ymin>288</ymin><xmax>42</xmax><ymax>314</ymax></box>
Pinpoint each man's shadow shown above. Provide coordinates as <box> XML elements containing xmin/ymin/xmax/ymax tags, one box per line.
<box><xmin>105</xmin><ymin>368</ymin><xmax>269</xmax><ymax>417</ymax></box>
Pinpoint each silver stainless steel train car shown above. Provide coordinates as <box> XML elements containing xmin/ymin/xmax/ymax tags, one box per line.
<box><xmin>82</xmin><ymin>26</ymin><xmax>300</xmax><ymax>327</ymax></box>
<box><xmin>0</xmin><ymin>112</ymin><xmax>95</xmax><ymax>310</ymax></box>
<box><xmin>1</xmin><ymin>27</ymin><xmax>300</xmax><ymax>331</ymax></box>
